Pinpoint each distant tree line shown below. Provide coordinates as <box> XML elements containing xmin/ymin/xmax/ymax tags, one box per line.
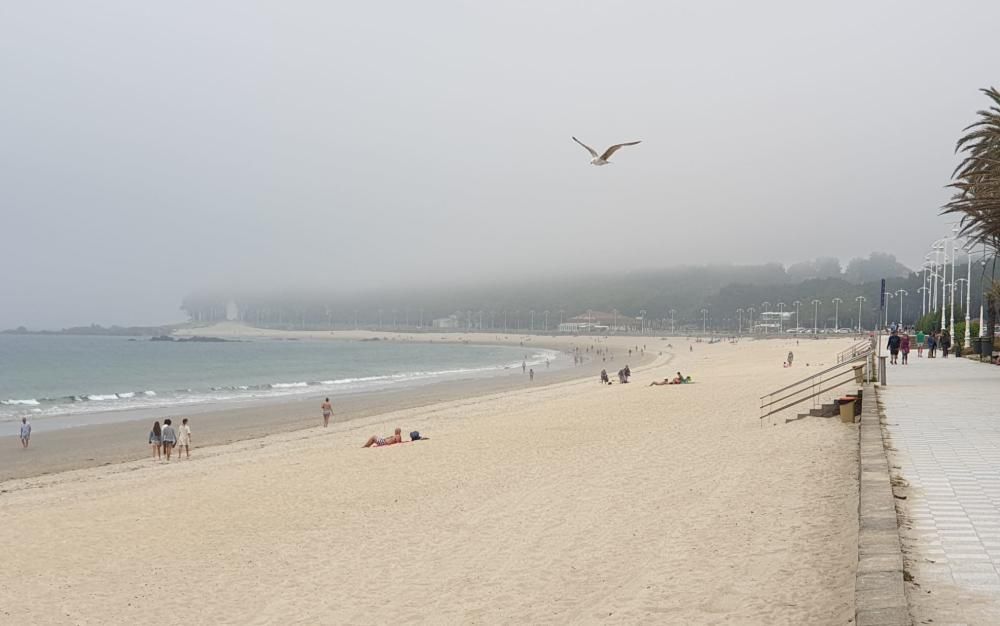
<box><xmin>179</xmin><ymin>253</ymin><xmax>989</xmax><ymax>333</ymax></box>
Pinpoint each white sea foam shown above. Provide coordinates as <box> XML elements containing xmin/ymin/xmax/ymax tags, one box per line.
<box><xmin>1</xmin><ymin>398</ymin><xmax>40</xmax><ymax>406</ymax></box>
<box><xmin>271</xmin><ymin>382</ymin><xmax>308</xmax><ymax>389</ymax></box>
<box><xmin>85</xmin><ymin>394</ymin><xmax>119</xmax><ymax>401</ymax></box>
<box><xmin>117</xmin><ymin>392</ymin><xmax>135</xmax><ymax>399</ymax></box>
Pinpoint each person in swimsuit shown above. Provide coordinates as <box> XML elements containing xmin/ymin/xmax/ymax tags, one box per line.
<box><xmin>321</xmin><ymin>398</ymin><xmax>333</xmax><ymax>427</ymax></box>
<box><xmin>363</xmin><ymin>427</ymin><xmax>402</xmax><ymax>448</ymax></box>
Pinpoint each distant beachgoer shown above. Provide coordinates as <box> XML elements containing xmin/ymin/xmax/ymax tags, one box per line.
<box><xmin>928</xmin><ymin>332</ymin><xmax>937</xmax><ymax>358</ymax></box>
<box><xmin>887</xmin><ymin>332</ymin><xmax>901</xmax><ymax>364</ymax></box>
<box><xmin>901</xmin><ymin>334</ymin><xmax>911</xmax><ymax>365</ymax></box>
<box><xmin>19</xmin><ymin>417</ymin><xmax>31</xmax><ymax>449</ymax></box>
<box><xmin>617</xmin><ymin>369</ymin><xmax>625</xmax><ymax>384</ymax></box>
<box><xmin>161</xmin><ymin>419</ymin><xmax>177</xmax><ymax>461</ymax></box>
<box><xmin>321</xmin><ymin>398</ymin><xmax>333</xmax><ymax>427</ymax></box>
<box><xmin>529</xmin><ymin>368</ymin><xmax>534</xmax><ymax>381</ymax></box>
<box><xmin>522</xmin><ymin>360</ymin><xmax>526</xmax><ymax>373</ymax></box>
<box><xmin>649</xmin><ymin>378</ymin><xmax>669</xmax><ymax>386</ymax></box>
<box><xmin>545</xmin><ymin>359</ymin><xmax>550</xmax><ymax>368</ymax></box>
<box><xmin>600</xmin><ymin>369</ymin><xmax>609</xmax><ymax>384</ymax></box>
<box><xmin>670</xmin><ymin>372</ymin><xmax>685</xmax><ymax>384</ymax></box>
<box><xmin>787</xmin><ymin>351</ymin><xmax>794</xmax><ymax>367</ymax></box>
<box><xmin>149</xmin><ymin>421</ymin><xmax>162</xmax><ymax>460</ymax></box>
<box><xmin>689</xmin><ymin>345</ymin><xmax>693</xmax><ymax>352</ymax></box>
<box><xmin>940</xmin><ymin>331</ymin><xmax>952</xmax><ymax>358</ymax></box>
<box><xmin>623</xmin><ymin>365</ymin><xmax>631</xmax><ymax>382</ymax></box>
<box><xmin>364</xmin><ymin>427</ymin><xmax>402</xmax><ymax>448</ymax></box>
<box><xmin>176</xmin><ymin>418</ymin><xmax>192</xmax><ymax>459</ymax></box>
<box><xmin>916</xmin><ymin>330</ymin><xmax>925</xmax><ymax>357</ymax></box>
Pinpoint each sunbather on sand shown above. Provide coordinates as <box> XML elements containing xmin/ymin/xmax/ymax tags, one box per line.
<box><xmin>364</xmin><ymin>427</ymin><xmax>402</xmax><ymax>448</ymax></box>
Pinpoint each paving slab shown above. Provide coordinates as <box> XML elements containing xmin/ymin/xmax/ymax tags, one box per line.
<box><xmin>880</xmin><ymin>353</ymin><xmax>1000</xmax><ymax>624</ymax></box>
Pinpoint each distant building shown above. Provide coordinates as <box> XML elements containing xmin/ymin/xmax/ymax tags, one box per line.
<box><xmin>432</xmin><ymin>315</ymin><xmax>459</xmax><ymax>329</ymax></box>
<box><xmin>225</xmin><ymin>300</ymin><xmax>240</xmax><ymax>322</ymax></box>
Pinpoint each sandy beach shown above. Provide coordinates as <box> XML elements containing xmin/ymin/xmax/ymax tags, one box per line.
<box><xmin>1</xmin><ymin>331</ymin><xmax>859</xmax><ymax>624</ymax></box>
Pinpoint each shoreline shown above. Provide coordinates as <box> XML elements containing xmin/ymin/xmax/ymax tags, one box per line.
<box><xmin>1</xmin><ymin>327</ymin><xmax>659</xmax><ymax>482</ymax></box>
<box><xmin>0</xmin><ymin>333</ymin><xmax>859</xmax><ymax>624</ymax></box>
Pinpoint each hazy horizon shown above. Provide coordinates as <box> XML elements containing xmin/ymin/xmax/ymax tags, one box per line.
<box><xmin>4</xmin><ymin>1</ymin><xmax>998</xmax><ymax>328</ymax></box>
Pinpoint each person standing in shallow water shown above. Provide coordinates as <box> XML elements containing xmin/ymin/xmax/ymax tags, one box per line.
<box><xmin>321</xmin><ymin>398</ymin><xmax>333</xmax><ymax>427</ymax></box>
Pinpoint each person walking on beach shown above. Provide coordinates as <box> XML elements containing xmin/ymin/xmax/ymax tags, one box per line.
<box><xmin>522</xmin><ymin>360</ymin><xmax>526</xmax><ymax>373</ymax></box>
<box><xmin>321</xmin><ymin>398</ymin><xmax>333</xmax><ymax>427</ymax></box>
<box><xmin>175</xmin><ymin>418</ymin><xmax>192</xmax><ymax>459</ymax></box>
<box><xmin>161</xmin><ymin>419</ymin><xmax>177</xmax><ymax>461</ymax></box>
<box><xmin>927</xmin><ymin>331</ymin><xmax>937</xmax><ymax>358</ymax></box>
<box><xmin>149</xmin><ymin>421</ymin><xmax>162</xmax><ymax>460</ymax></box>
<box><xmin>787</xmin><ymin>351</ymin><xmax>794</xmax><ymax>367</ymax></box>
<box><xmin>900</xmin><ymin>333</ymin><xmax>911</xmax><ymax>365</ymax></box>
<box><xmin>19</xmin><ymin>417</ymin><xmax>31</xmax><ymax>449</ymax></box>
<box><xmin>916</xmin><ymin>330</ymin><xmax>925</xmax><ymax>358</ymax></box>
<box><xmin>529</xmin><ymin>368</ymin><xmax>534</xmax><ymax>381</ymax></box>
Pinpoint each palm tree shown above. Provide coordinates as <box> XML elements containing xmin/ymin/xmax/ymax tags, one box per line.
<box><xmin>943</xmin><ymin>87</ymin><xmax>1000</xmax><ymax>252</ymax></box>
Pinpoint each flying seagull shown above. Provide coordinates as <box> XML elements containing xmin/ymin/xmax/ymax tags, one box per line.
<box><xmin>572</xmin><ymin>136</ymin><xmax>641</xmax><ymax>166</ymax></box>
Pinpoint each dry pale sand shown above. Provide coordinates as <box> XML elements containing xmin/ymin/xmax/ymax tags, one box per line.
<box><xmin>0</xmin><ymin>334</ymin><xmax>859</xmax><ymax>625</ymax></box>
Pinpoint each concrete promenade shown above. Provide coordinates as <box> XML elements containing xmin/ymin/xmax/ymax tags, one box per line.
<box><xmin>880</xmin><ymin>352</ymin><xmax>1000</xmax><ymax>624</ymax></box>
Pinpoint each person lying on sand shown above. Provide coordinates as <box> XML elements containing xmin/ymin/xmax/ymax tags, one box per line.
<box><xmin>364</xmin><ymin>427</ymin><xmax>402</xmax><ymax>448</ymax></box>
<box><xmin>650</xmin><ymin>373</ymin><xmax>688</xmax><ymax>386</ymax></box>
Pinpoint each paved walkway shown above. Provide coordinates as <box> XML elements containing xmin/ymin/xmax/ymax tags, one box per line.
<box><xmin>880</xmin><ymin>352</ymin><xmax>1000</xmax><ymax>625</ymax></box>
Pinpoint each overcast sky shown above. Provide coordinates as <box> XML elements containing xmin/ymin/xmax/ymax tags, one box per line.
<box><xmin>2</xmin><ymin>1</ymin><xmax>998</xmax><ymax>328</ymax></box>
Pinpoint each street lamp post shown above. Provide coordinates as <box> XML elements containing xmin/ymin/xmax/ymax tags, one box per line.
<box><xmin>921</xmin><ymin>261</ymin><xmax>929</xmax><ymax>316</ymax></box>
<box><xmin>747</xmin><ymin>307</ymin><xmax>755</xmax><ymax>333</ymax></box>
<box><xmin>950</xmin><ymin>224</ymin><xmax>959</xmax><ymax>333</ymax></box>
<box><xmin>669</xmin><ymin>309</ymin><xmax>676</xmax><ymax>334</ymax></box>
<box><xmin>737</xmin><ymin>308</ymin><xmax>744</xmax><ymax>334</ymax></box>
<box><xmin>811</xmin><ymin>299</ymin><xmax>820</xmax><ymax>334</ymax></box>
<box><xmin>793</xmin><ymin>300</ymin><xmax>801</xmax><ymax>330</ymax></box>
<box><xmin>530</xmin><ymin>310</ymin><xmax>535</xmax><ymax>332</ymax></box>
<box><xmin>778</xmin><ymin>302</ymin><xmax>786</xmax><ymax>333</ymax></box>
<box><xmin>639</xmin><ymin>310</ymin><xmax>647</xmax><ymax>335</ymax></box>
<box><xmin>895</xmin><ymin>290</ymin><xmax>907</xmax><ymax>326</ymax></box>
<box><xmin>832</xmin><ymin>297</ymin><xmax>842</xmax><ymax>331</ymax></box>
<box><xmin>884</xmin><ymin>292</ymin><xmax>893</xmax><ymax>329</ymax></box>
<box><xmin>701</xmin><ymin>308</ymin><xmax>708</xmax><ymax>335</ymax></box>
<box><xmin>964</xmin><ymin>243</ymin><xmax>972</xmax><ymax>349</ymax></box>
<box><xmin>612</xmin><ymin>309</ymin><xmax>618</xmax><ymax>333</ymax></box>
<box><xmin>856</xmin><ymin>296</ymin><xmax>866</xmax><ymax>332</ymax></box>
<box><xmin>543</xmin><ymin>310</ymin><xmax>550</xmax><ymax>332</ymax></box>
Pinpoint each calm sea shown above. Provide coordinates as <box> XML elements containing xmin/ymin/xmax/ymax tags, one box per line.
<box><xmin>1</xmin><ymin>335</ymin><xmax>558</xmax><ymax>428</ymax></box>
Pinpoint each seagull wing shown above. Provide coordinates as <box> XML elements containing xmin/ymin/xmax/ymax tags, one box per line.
<box><xmin>600</xmin><ymin>141</ymin><xmax>642</xmax><ymax>161</ymax></box>
<box><xmin>572</xmin><ymin>136</ymin><xmax>599</xmax><ymax>159</ymax></box>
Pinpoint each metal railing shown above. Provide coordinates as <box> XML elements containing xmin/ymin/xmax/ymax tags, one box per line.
<box><xmin>836</xmin><ymin>338</ymin><xmax>874</xmax><ymax>364</ymax></box>
<box><xmin>760</xmin><ymin>352</ymin><xmax>870</xmax><ymax>422</ymax></box>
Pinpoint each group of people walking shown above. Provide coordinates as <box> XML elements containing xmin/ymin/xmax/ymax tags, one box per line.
<box><xmin>887</xmin><ymin>328</ymin><xmax>953</xmax><ymax>364</ymax></box>
<box><xmin>148</xmin><ymin>418</ymin><xmax>192</xmax><ymax>461</ymax></box>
